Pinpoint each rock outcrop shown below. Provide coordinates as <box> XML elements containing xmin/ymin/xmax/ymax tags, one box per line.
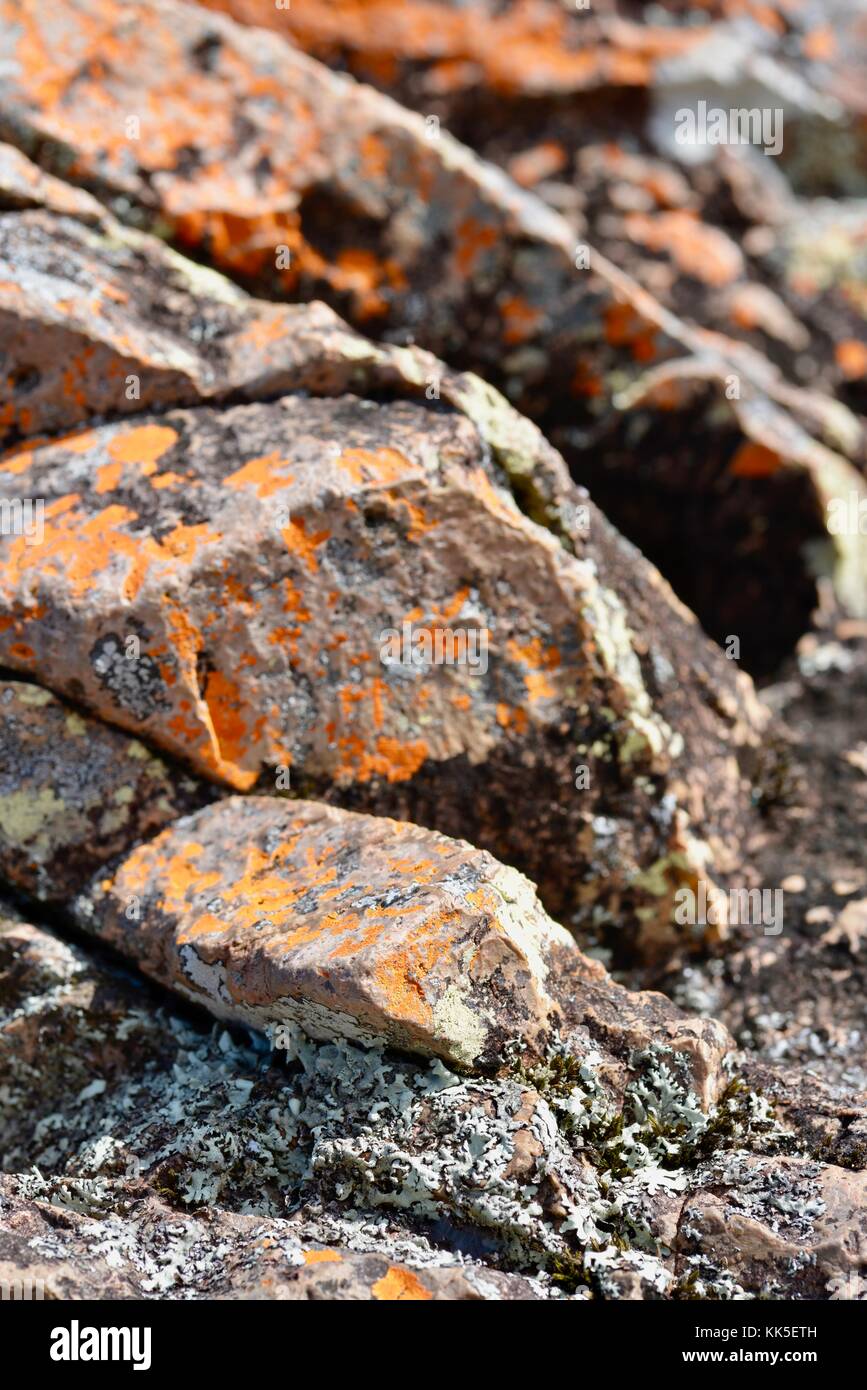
<box><xmin>2</xmin><ymin>916</ymin><xmax>863</xmax><ymax>1300</ymax></box>
<box><xmin>1</xmin><ymin>0</ymin><xmax>865</xmax><ymax>1304</ymax></box>
<box><xmin>0</xmin><ymin>260</ymin><xmax>766</xmax><ymax>955</ymax></box>
<box><xmin>1</xmin><ymin>0</ymin><xmax>865</xmax><ymax>665</ymax></box>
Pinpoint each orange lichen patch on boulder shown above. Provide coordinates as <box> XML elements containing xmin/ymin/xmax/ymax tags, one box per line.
<box><xmin>505</xmin><ymin>636</ymin><xmax>561</xmax><ymax>705</ymax></box>
<box><xmin>203</xmin><ymin>670</ymin><xmax>250</xmax><ymax>772</ymax></box>
<box><xmin>500</xmin><ymin>295</ymin><xmax>544</xmax><ymax>345</ymax></box>
<box><xmin>0</xmin><ymin>497</ymin><xmax>144</xmax><ymax>602</ymax></box>
<box><xmin>336</xmin><ymin>447</ymin><xmax>415</xmax><ymax>486</ymax></box>
<box><xmin>280</xmin><ymin>518</ymin><xmax>331</xmax><ymax>574</ymax></box>
<box><xmin>506</xmin><ymin>141</ymin><xmax>567</xmax><ymax>189</ymax></box>
<box><xmin>624</xmin><ymin>212</ymin><xmax>744</xmax><ymax>289</ymax></box>
<box><xmin>835</xmin><ymin>339</ymin><xmax>867</xmax><ymax>381</ymax></box>
<box><xmin>603</xmin><ymin>301</ymin><xmax>658</xmax><ymax>362</ymax></box>
<box><xmin>303</xmin><ymin>1249</ymin><xmax>343</xmax><ymax>1266</ymax></box>
<box><xmin>730</xmin><ymin>441</ymin><xmax>783</xmax><ymax>479</ymax></box>
<box><xmin>223</xmin><ymin>451</ymin><xmax>294</xmax><ymax>497</ymax></box>
<box><xmin>455</xmin><ymin>217</ymin><xmax>499</xmax><ymax>278</ymax></box>
<box><xmin>83</xmin><ymin>797</ymin><xmax>574</xmax><ymax>1069</ymax></box>
<box><xmin>106</xmin><ymin>424</ymin><xmax>178</xmax><ymax>468</ymax></box>
<box><xmin>802</xmin><ymin>25</ymin><xmax>837</xmax><ymax>61</ymax></box>
<box><xmin>198</xmin><ymin>0</ymin><xmax>706</xmax><ymax>96</ymax></box>
<box><xmin>371</xmin><ymin>1267</ymin><xmax>433</xmax><ymax>1301</ymax></box>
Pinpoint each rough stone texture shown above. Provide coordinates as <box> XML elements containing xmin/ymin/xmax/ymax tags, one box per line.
<box><xmin>0</xmin><ymin>366</ymin><xmax>765</xmax><ymax>957</ymax></box>
<box><xmin>1</xmin><ymin>0</ymin><xmax>865</xmax><ymax>1304</ymax></box>
<box><xmin>0</xmin><ymin>679</ymin><xmax>209</xmax><ymax>902</ymax></box>
<box><xmin>75</xmin><ymin>796</ymin><xmax>579</xmax><ymax>1071</ymax></box>
<box><xmin>0</xmin><ymin>139</ymin><xmax>106</xmax><ymax>222</ymax></box>
<box><xmin>665</xmin><ymin>622</ymin><xmax>867</xmax><ymax>1114</ymax></box>
<box><xmin>1</xmin><ymin>0</ymin><xmax>865</xmax><ymax>664</ymax></box>
<box><xmin>677</xmin><ymin>1154</ymin><xmax>867</xmax><ymax>1299</ymax></box>
<box><xmin>210</xmin><ymin>0</ymin><xmax>867</xmax><ymax>412</ymax></box>
<box><xmin>6</xmin><ymin>915</ymin><xmax>863</xmax><ymax>1301</ymax></box>
<box><xmin>0</xmin><ymin>1178</ymin><xmax>544</xmax><ymax>1300</ymax></box>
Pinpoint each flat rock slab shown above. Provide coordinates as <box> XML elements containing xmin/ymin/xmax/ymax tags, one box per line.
<box><xmin>0</xmin><ymin>680</ymin><xmax>208</xmax><ymax>901</ymax></box>
<box><xmin>78</xmin><ymin>796</ymin><xmax>575</xmax><ymax>1070</ymax></box>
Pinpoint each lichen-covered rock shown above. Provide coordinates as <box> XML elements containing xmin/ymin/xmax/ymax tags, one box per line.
<box><xmin>4</xmin><ymin>916</ymin><xmax>862</xmax><ymax>1300</ymax></box>
<box><xmin>0</xmin><ymin>207</ymin><xmax>414</xmax><ymax>445</ymax></box>
<box><xmin>74</xmin><ymin>795</ymin><xmax>579</xmax><ymax>1070</ymax></box>
<box><xmin>0</xmin><ymin>140</ymin><xmax>105</xmax><ymax>222</ymax></box>
<box><xmin>677</xmin><ymin>1154</ymin><xmax>867</xmax><ymax>1299</ymax></box>
<box><xmin>0</xmin><ymin>1176</ymin><xmax>540</xmax><ymax>1300</ymax></box>
<box><xmin>0</xmin><ymin>680</ymin><xmax>209</xmax><ymax>902</ymax></box>
<box><xmin>0</xmin><ymin>383</ymin><xmax>764</xmax><ymax>953</ymax></box>
<box><xmin>1</xmin><ymin>0</ymin><xmax>865</xmax><ymax>661</ymax></box>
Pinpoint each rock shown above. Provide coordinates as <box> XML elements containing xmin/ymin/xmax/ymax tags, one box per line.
<box><xmin>0</xmin><ymin>680</ymin><xmax>209</xmax><ymax>902</ymax></box>
<box><xmin>0</xmin><ymin>1176</ymin><xmax>540</xmax><ymax>1300</ymax></box>
<box><xmin>0</xmin><ymin>919</ymin><xmax>181</xmax><ymax>1169</ymax></box>
<box><xmin>5</xmin><ymin>914</ymin><xmax>861</xmax><ymax>1300</ymax></box>
<box><xmin>1</xmin><ymin>0</ymin><xmax>865</xmax><ymax>662</ymax></box>
<box><xmin>74</xmin><ymin>794</ymin><xmax>581</xmax><ymax>1071</ymax></box>
<box><xmin>0</xmin><ymin>140</ymin><xmax>105</xmax><ymax>222</ymax></box>
<box><xmin>740</xmin><ymin>1059</ymin><xmax>867</xmax><ymax>1171</ymax></box>
<box><xmin>0</xmin><ymin>362</ymin><xmax>765</xmax><ymax>955</ymax></box>
<box><xmin>0</xmin><ymin>915</ymin><xmax>735</xmax><ymax>1299</ymax></box>
<box><xmin>677</xmin><ymin>1154</ymin><xmax>867</xmax><ymax>1299</ymax></box>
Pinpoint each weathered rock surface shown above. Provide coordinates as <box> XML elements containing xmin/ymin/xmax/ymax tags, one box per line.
<box><xmin>0</xmin><ymin>139</ymin><xmax>105</xmax><ymax>223</ymax></box>
<box><xmin>663</xmin><ymin>622</ymin><xmax>867</xmax><ymax>1110</ymax></box>
<box><xmin>1</xmin><ymin>0</ymin><xmax>865</xmax><ymax>662</ymax></box>
<box><xmin>0</xmin><ymin>680</ymin><xmax>208</xmax><ymax>902</ymax></box>
<box><xmin>677</xmin><ymin>1154</ymin><xmax>867</xmax><ymax>1299</ymax></box>
<box><xmin>0</xmin><ymin>360</ymin><xmax>765</xmax><ymax>954</ymax></box>
<box><xmin>1</xmin><ymin>0</ymin><xmax>865</xmax><ymax>1304</ymax></box>
<box><xmin>0</xmin><ymin>1175</ymin><xmax>545</xmax><ymax>1300</ymax></box>
<box><xmin>75</xmin><ymin>796</ymin><xmax>578</xmax><ymax>1070</ymax></box>
<box><xmin>2</xmin><ymin>916</ymin><xmax>862</xmax><ymax>1300</ymax></box>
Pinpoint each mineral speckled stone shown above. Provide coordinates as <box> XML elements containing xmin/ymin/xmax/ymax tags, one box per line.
<box><xmin>0</xmin><ymin>680</ymin><xmax>209</xmax><ymax>902</ymax></box>
<box><xmin>0</xmin><ymin>384</ymin><xmax>766</xmax><ymax>953</ymax></box>
<box><xmin>76</xmin><ymin>796</ymin><xmax>577</xmax><ymax>1069</ymax></box>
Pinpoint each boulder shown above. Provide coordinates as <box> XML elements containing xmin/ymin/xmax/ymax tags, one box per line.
<box><xmin>0</xmin><ymin>379</ymin><xmax>764</xmax><ymax>954</ymax></box>
<box><xmin>0</xmin><ymin>680</ymin><xmax>209</xmax><ymax>902</ymax></box>
<box><xmin>1</xmin><ymin>0</ymin><xmax>864</xmax><ymax>661</ymax></box>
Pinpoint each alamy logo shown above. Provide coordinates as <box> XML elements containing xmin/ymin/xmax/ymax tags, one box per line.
<box><xmin>380</xmin><ymin>622</ymin><xmax>489</xmax><ymax>674</ymax></box>
<box><xmin>49</xmin><ymin>1321</ymin><xmax>152</xmax><ymax>1371</ymax></box>
<box><xmin>675</xmin><ymin>101</ymin><xmax>783</xmax><ymax>157</ymax></box>
<box><xmin>1</xmin><ymin>1276</ymin><xmax>44</xmax><ymax>1299</ymax></box>
<box><xmin>827</xmin><ymin>492</ymin><xmax>867</xmax><ymax>536</ymax></box>
<box><xmin>675</xmin><ymin>880</ymin><xmax>784</xmax><ymax>936</ymax></box>
<box><xmin>0</xmin><ymin>497</ymin><xmax>44</xmax><ymax>545</ymax></box>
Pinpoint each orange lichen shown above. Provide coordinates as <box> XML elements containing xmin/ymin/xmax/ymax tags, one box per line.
<box><xmin>500</xmin><ymin>295</ymin><xmax>543</xmax><ymax>345</ymax></box>
<box><xmin>603</xmin><ymin>301</ymin><xmax>658</xmax><ymax>362</ymax></box>
<box><xmin>624</xmin><ymin>211</ymin><xmax>743</xmax><ymax>288</ymax></box>
<box><xmin>371</xmin><ymin>1267</ymin><xmax>433</xmax><ymax>1301</ymax></box>
<box><xmin>455</xmin><ymin>217</ymin><xmax>498</xmax><ymax>277</ymax></box>
<box><xmin>223</xmin><ymin>450</ymin><xmax>294</xmax><ymax>497</ymax></box>
<box><xmin>835</xmin><ymin>339</ymin><xmax>867</xmax><ymax>381</ymax></box>
<box><xmin>280</xmin><ymin>518</ymin><xmax>331</xmax><ymax>573</ymax></box>
<box><xmin>729</xmin><ymin>441</ymin><xmax>782</xmax><ymax>478</ymax></box>
<box><xmin>203</xmin><ymin>670</ymin><xmax>249</xmax><ymax>770</ymax></box>
<box><xmin>336</xmin><ymin>447</ymin><xmax>415</xmax><ymax>486</ymax></box>
<box><xmin>106</xmin><ymin>423</ymin><xmax>178</xmax><ymax>468</ymax></box>
<box><xmin>303</xmin><ymin>1249</ymin><xmax>342</xmax><ymax>1265</ymax></box>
